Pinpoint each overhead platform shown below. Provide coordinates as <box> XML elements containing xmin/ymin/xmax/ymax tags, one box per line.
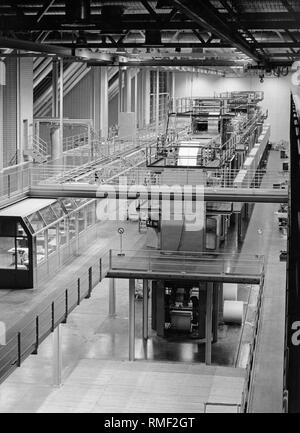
<box><xmin>106</xmin><ymin>249</ymin><xmax>264</xmax><ymax>285</ymax></box>
<box><xmin>29</xmin><ymin>184</ymin><xmax>288</xmax><ymax>204</ymax></box>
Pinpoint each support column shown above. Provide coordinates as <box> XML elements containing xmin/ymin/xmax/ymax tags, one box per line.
<box><xmin>118</xmin><ymin>67</ymin><xmax>123</xmax><ymax>114</ymax></box>
<box><xmin>171</xmin><ymin>71</ymin><xmax>176</xmax><ymax>113</ymax></box>
<box><xmin>51</xmin><ymin>59</ymin><xmax>60</xmax><ymax>161</ymax></box>
<box><xmin>100</xmin><ymin>67</ymin><xmax>108</xmax><ymax>138</ymax></box>
<box><xmin>52</xmin><ymin>324</ymin><xmax>62</xmax><ymax>387</ymax></box>
<box><xmin>134</xmin><ymin>68</ymin><xmax>138</xmax><ymax>128</ymax></box>
<box><xmin>155</xmin><ymin>69</ymin><xmax>160</xmax><ymax>134</ymax></box>
<box><xmin>144</xmin><ymin>68</ymin><xmax>150</xmax><ymax>126</ymax></box>
<box><xmin>109</xmin><ymin>278</ymin><xmax>116</xmax><ymax>317</ymax></box>
<box><xmin>212</xmin><ymin>283</ymin><xmax>219</xmax><ymax>343</ymax></box>
<box><xmin>198</xmin><ymin>284</ymin><xmax>207</xmax><ymax>339</ymax></box>
<box><xmin>52</xmin><ymin>60</ymin><xmax>59</xmax><ymax>115</ymax></box>
<box><xmin>124</xmin><ymin>68</ymin><xmax>132</xmax><ymax>112</ymax></box>
<box><xmin>143</xmin><ymin>279</ymin><xmax>148</xmax><ymax>340</ymax></box>
<box><xmin>129</xmin><ymin>278</ymin><xmax>135</xmax><ymax>361</ymax></box>
<box><xmin>0</xmin><ymin>61</ymin><xmax>5</xmax><ymax>170</ymax></box>
<box><xmin>59</xmin><ymin>58</ymin><xmax>64</xmax><ymax>155</ymax></box>
<box><xmin>205</xmin><ymin>283</ymin><xmax>213</xmax><ymax>365</ymax></box>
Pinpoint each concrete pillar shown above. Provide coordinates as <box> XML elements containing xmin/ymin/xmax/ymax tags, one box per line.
<box><xmin>144</xmin><ymin>68</ymin><xmax>150</xmax><ymax>126</ymax></box>
<box><xmin>134</xmin><ymin>69</ymin><xmax>138</xmax><ymax>128</ymax></box>
<box><xmin>92</xmin><ymin>66</ymin><xmax>108</xmax><ymax>138</ymax></box>
<box><xmin>118</xmin><ymin>68</ymin><xmax>123</xmax><ymax>114</ymax></box>
<box><xmin>18</xmin><ymin>57</ymin><xmax>33</xmax><ymax>164</ymax></box>
<box><xmin>100</xmin><ymin>67</ymin><xmax>108</xmax><ymax>138</ymax></box>
<box><xmin>52</xmin><ymin>59</ymin><xmax>59</xmax><ymax>117</ymax></box>
<box><xmin>59</xmin><ymin>58</ymin><xmax>64</xmax><ymax>156</ymax></box>
<box><xmin>0</xmin><ymin>61</ymin><xmax>5</xmax><ymax>170</ymax></box>
<box><xmin>52</xmin><ymin>324</ymin><xmax>62</xmax><ymax>387</ymax></box>
<box><xmin>109</xmin><ymin>278</ymin><xmax>116</xmax><ymax>317</ymax></box>
<box><xmin>171</xmin><ymin>71</ymin><xmax>176</xmax><ymax>113</ymax></box>
<box><xmin>51</xmin><ymin>59</ymin><xmax>61</xmax><ymax>161</ymax></box>
<box><xmin>155</xmin><ymin>69</ymin><xmax>160</xmax><ymax>134</ymax></box>
<box><xmin>124</xmin><ymin>68</ymin><xmax>132</xmax><ymax>113</ymax></box>
<box><xmin>129</xmin><ymin>278</ymin><xmax>135</xmax><ymax>361</ymax></box>
<box><xmin>198</xmin><ymin>284</ymin><xmax>207</xmax><ymax>339</ymax></box>
<box><xmin>212</xmin><ymin>283</ymin><xmax>219</xmax><ymax>343</ymax></box>
<box><xmin>205</xmin><ymin>283</ymin><xmax>213</xmax><ymax>365</ymax></box>
<box><xmin>143</xmin><ymin>280</ymin><xmax>148</xmax><ymax>340</ymax></box>
<box><xmin>50</xmin><ymin>126</ymin><xmax>61</xmax><ymax>161</ymax></box>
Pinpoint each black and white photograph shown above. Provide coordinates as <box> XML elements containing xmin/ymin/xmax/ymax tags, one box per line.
<box><xmin>0</xmin><ymin>0</ymin><xmax>299</xmax><ymax>420</ymax></box>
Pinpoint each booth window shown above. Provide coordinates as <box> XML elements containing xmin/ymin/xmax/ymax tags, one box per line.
<box><xmin>28</xmin><ymin>211</ymin><xmax>45</xmax><ymax>232</ymax></box>
<box><xmin>36</xmin><ymin>232</ymin><xmax>46</xmax><ymax>263</ymax></box>
<box><xmin>78</xmin><ymin>208</ymin><xmax>85</xmax><ymax>233</ymax></box>
<box><xmin>39</xmin><ymin>206</ymin><xmax>57</xmax><ymax>225</ymax></box>
<box><xmin>0</xmin><ymin>221</ymin><xmax>29</xmax><ymax>270</ymax></box>
<box><xmin>59</xmin><ymin>218</ymin><xmax>67</xmax><ymax>246</ymax></box>
<box><xmin>87</xmin><ymin>202</ymin><xmax>95</xmax><ymax>227</ymax></box>
<box><xmin>47</xmin><ymin>225</ymin><xmax>57</xmax><ymax>255</ymax></box>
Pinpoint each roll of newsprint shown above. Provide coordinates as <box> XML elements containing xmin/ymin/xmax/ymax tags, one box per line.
<box><xmin>223</xmin><ymin>300</ymin><xmax>244</xmax><ymax>324</ymax></box>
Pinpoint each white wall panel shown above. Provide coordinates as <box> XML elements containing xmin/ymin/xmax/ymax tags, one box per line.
<box><xmin>175</xmin><ymin>72</ymin><xmax>300</xmax><ymax>143</ymax></box>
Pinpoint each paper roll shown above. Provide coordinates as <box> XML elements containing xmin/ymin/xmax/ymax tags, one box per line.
<box><xmin>223</xmin><ymin>301</ymin><xmax>244</xmax><ymax>324</ymax></box>
<box><xmin>223</xmin><ymin>283</ymin><xmax>238</xmax><ymax>301</ymax></box>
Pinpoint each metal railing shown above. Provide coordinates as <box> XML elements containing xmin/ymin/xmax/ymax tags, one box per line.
<box><xmin>0</xmin><ymin>249</ymin><xmax>110</xmax><ymax>385</ymax></box>
<box><xmin>108</xmin><ymin>249</ymin><xmax>265</xmax><ymax>280</ymax></box>
<box><xmin>204</xmin><ymin>402</ymin><xmax>241</xmax><ymax>413</ymax></box>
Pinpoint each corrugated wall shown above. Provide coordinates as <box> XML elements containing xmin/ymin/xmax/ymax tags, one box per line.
<box><xmin>63</xmin><ymin>70</ymin><xmax>93</xmax><ymax>119</ymax></box>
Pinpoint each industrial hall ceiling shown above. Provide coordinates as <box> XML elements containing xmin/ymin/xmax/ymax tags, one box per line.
<box><xmin>0</xmin><ymin>0</ymin><xmax>300</xmax><ymax>71</ymax></box>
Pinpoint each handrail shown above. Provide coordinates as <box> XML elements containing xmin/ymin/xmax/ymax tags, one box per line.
<box><xmin>204</xmin><ymin>402</ymin><xmax>241</xmax><ymax>413</ymax></box>
<box><xmin>0</xmin><ymin>249</ymin><xmax>110</xmax><ymax>383</ymax></box>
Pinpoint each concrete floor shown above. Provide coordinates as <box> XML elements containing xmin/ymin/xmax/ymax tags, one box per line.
<box><xmin>0</xmin><ymin>274</ymin><xmax>245</xmax><ymax>413</ymax></box>
<box><xmin>0</xmin><ymin>150</ymin><xmax>287</xmax><ymax>413</ymax></box>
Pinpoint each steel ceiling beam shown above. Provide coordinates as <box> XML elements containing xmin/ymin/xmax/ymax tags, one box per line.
<box><xmin>0</xmin><ymin>36</ymin><xmax>71</xmax><ymax>57</ymax></box>
<box><xmin>0</xmin><ymin>14</ymin><xmax>198</xmax><ymax>31</ymax></box>
<box><xmin>89</xmin><ymin>59</ymin><xmax>242</xmax><ymax>67</ymax></box>
<box><xmin>53</xmin><ymin>42</ymin><xmax>232</xmax><ymax>49</ymax></box>
<box><xmin>36</xmin><ymin>0</ymin><xmax>56</xmax><ymax>23</ymax></box>
<box><xmin>172</xmin><ymin>0</ymin><xmax>262</xmax><ymax>63</ymax></box>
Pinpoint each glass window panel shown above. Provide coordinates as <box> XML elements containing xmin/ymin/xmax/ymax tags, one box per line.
<box><xmin>87</xmin><ymin>202</ymin><xmax>95</xmax><ymax>227</ymax></box>
<box><xmin>16</xmin><ymin>223</ymin><xmax>29</xmax><ymax>252</ymax></box>
<box><xmin>36</xmin><ymin>233</ymin><xmax>46</xmax><ymax>263</ymax></box>
<box><xmin>47</xmin><ymin>226</ymin><xmax>57</xmax><ymax>255</ymax></box>
<box><xmin>61</xmin><ymin>198</ymin><xmax>77</xmax><ymax>212</ymax></box>
<box><xmin>39</xmin><ymin>206</ymin><xmax>57</xmax><ymax>225</ymax></box>
<box><xmin>28</xmin><ymin>212</ymin><xmax>45</xmax><ymax>232</ymax></box>
<box><xmin>51</xmin><ymin>202</ymin><xmax>65</xmax><ymax>219</ymax></box>
<box><xmin>78</xmin><ymin>209</ymin><xmax>85</xmax><ymax>233</ymax></box>
<box><xmin>59</xmin><ymin>219</ymin><xmax>67</xmax><ymax>246</ymax></box>
<box><xmin>69</xmin><ymin>215</ymin><xmax>76</xmax><ymax>240</ymax></box>
<box><xmin>74</xmin><ymin>198</ymin><xmax>88</xmax><ymax>207</ymax></box>
<box><xmin>0</xmin><ymin>237</ymin><xmax>15</xmax><ymax>269</ymax></box>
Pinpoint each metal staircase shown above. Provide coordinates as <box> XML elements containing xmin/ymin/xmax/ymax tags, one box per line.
<box><xmin>24</xmin><ymin>136</ymin><xmax>49</xmax><ymax>164</ymax></box>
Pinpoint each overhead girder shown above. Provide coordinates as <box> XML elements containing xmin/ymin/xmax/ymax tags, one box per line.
<box><xmin>172</xmin><ymin>0</ymin><xmax>263</xmax><ymax>63</ymax></box>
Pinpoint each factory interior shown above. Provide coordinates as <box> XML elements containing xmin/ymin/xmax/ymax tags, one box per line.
<box><xmin>0</xmin><ymin>0</ymin><xmax>300</xmax><ymax>416</ymax></box>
